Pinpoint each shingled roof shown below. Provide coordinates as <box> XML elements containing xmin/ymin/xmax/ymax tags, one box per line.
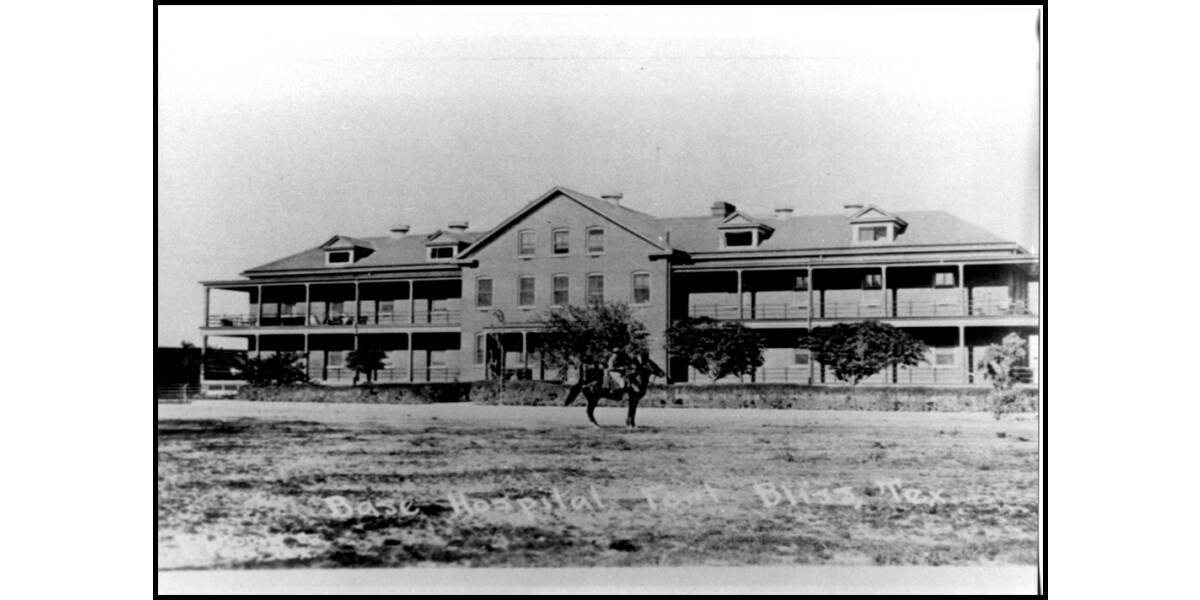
<box><xmin>244</xmin><ymin>231</ymin><xmax>485</xmax><ymax>274</ymax></box>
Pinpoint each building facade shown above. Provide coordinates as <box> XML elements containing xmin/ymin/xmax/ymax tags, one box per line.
<box><xmin>200</xmin><ymin>187</ymin><xmax>1038</xmax><ymax>391</ymax></box>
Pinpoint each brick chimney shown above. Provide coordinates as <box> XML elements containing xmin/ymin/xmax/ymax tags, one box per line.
<box><xmin>774</xmin><ymin>206</ymin><xmax>794</xmax><ymax>220</ymax></box>
<box><xmin>448</xmin><ymin>221</ymin><xmax>469</xmax><ymax>232</ymax></box>
<box><xmin>390</xmin><ymin>225</ymin><xmax>411</xmax><ymax>236</ymax></box>
<box><xmin>600</xmin><ymin>193</ymin><xmax>623</xmax><ymax>206</ymax></box>
<box><xmin>710</xmin><ymin>201</ymin><xmax>737</xmax><ymax>218</ymax></box>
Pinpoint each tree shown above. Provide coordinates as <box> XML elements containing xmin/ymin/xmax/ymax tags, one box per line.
<box><xmin>538</xmin><ymin>302</ymin><xmax>650</xmax><ymax>381</ymax></box>
<box><xmin>242</xmin><ymin>352</ymin><xmax>310</xmax><ymax>386</ymax></box>
<box><xmin>806</xmin><ymin>321</ymin><xmax>928</xmax><ymax>385</ymax></box>
<box><xmin>665</xmin><ymin>317</ymin><xmax>764</xmax><ymax>383</ymax></box>
<box><xmin>346</xmin><ymin>348</ymin><xmax>387</xmax><ymax>386</ymax></box>
<box><xmin>978</xmin><ymin>333</ymin><xmax>1028</xmax><ymax>419</ymax></box>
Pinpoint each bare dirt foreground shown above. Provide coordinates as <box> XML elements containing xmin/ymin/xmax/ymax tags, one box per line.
<box><xmin>156</xmin><ymin>401</ymin><xmax>1040</xmax><ymax>569</ymax></box>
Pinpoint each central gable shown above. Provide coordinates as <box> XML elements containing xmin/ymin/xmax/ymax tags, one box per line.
<box><xmin>457</xmin><ymin>187</ymin><xmax>671</xmax><ymax>260</ymax></box>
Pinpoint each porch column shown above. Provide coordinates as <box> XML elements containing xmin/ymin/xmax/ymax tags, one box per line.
<box><xmin>257</xmin><ymin>285</ymin><xmax>263</xmax><ymax>325</ymax></box>
<box><xmin>353</xmin><ymin>281</ymin><xmax>361</xmax><ymax>330</ymax></box>
<box><xmin>203</xmin><ymin>287</ymin><xmax>210</xmax><ymax>327</ymax></box>
<box><xmin>201</xmin><ymin>335</ymin><xmax>208</xmax><ymax>384</ymax></box>
<box><xmin>409</xmin><ymin>280</ymin><xmax>416</xmax><ymax>325</ymax></box>
<box><xmin>522</xmin><ymin>331</ymin><xmax>529</xmax><ymax>376</ymax></box>
<box><xmin>959</xmin><ymin>326</ymin><xmax>968</xmax><ymax>385</ymax></box>
<box><xmin>881</xmin><ymin>266</ymin><xmax>889</xmax><ymax>317</ymax></box>
<box><xmin>255</xmin><ymin>334</ymin><xmax>261</xmax><ymax>359</ymax></box>
<box><xmin>304</xmin><ymin>283</ymin><xmax>311</xmax><ymax>325</ymax></box>
<box><xmin>407</xmin><ymin>333</ymin><xmax>415</xmax><ymax>383</ymax></box>
<box><xmin>958</xmin><ymin>264</ymin><xmax>967</xmax><ymax>315</ymax></box>
<box><xmin>807</xmin><ymin>267</ymin><xmax>814</xmax><ymax>328</ymax></box>
<box><xmin>736</xmin><ymin>270</ymin><xmax>743</xmax><ymax>319</ymax></box>
<box><xmin>303</xmin><ymin>334</ymin><xmax>310</xmax><ymax>379</ymax></box>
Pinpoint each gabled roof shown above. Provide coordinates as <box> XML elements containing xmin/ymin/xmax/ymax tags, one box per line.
<box><xmin>320</xmin><ymin>235</ymin><xmax>375</xmax><ymax>250</ymax></box>
<box><xmin>849</xmin><ymin>205</ymin><xmax>908</xmax><ymax>227</ymax></box>
<box><xmin>457</xmin><ymin>186</ymin><xmax>673</xmax><ymax>259</ymax></box>
<box><xmin>659</xmin><ymin>210</ymin><xmax>1009</xmax><ymax>253</ymax></box>
<box><xmin>717</xmin><ymin>211</ymin><xmax>775</xmax><ymax>233</ymax></box>
<box><xmin>425</xmin><ymin>230</ymin><xmax>481</xmax><ymax>246</ymax></box>
<box><xmin>244</xmin><ymin>232</ymin><xmax>483</xmax><ymax>274</ymax></box>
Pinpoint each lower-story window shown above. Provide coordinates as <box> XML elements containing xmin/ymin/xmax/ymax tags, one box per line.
<box><xmin>474</xmin><ymin>334</ymin><xmax>485</xmax><ymax>365</ymax></box>
<box><xmin>793</xmin><ymin>349</ymin><xmax>811</xmax><ymax>366</ymax></box>
<box><xmin>328</xmin><ymin>350</ymin><xmax>344</xmax><ymax>368</ymax></box>
<box><xmin>933</xmin><ymin>348</ymin><xmax>957</xmax><ymax>367</ymax></box>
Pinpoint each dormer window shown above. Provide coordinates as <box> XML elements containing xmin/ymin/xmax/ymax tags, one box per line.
<box><xmin>857</xmin><ymin>226</ymin><xmax>889</xmax><ymax>242</ymax></box>
<box><xmin>724</xmin><ymin>231</ymin><xmax>755</xmax><ymax>247</ymax></box>
<box><xmin>326</xmin><ymin>251</ymin><xmax>352</xmax><ymax>265</ymax></box>
<box><xmin>428</xmin><ymin>246</ymin><xmax>456</xmax><ymax>260</ymax></box>
<box><xmin>849</xmin><ymin>205</ymin><xmax>907</xmax><ymax>245</ymax></box>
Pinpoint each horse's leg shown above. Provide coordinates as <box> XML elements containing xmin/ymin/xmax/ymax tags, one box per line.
<box><xmin>627</xmin><ymin>392</ymin><xmax>640</xmax><ymax>429</ymax></box>
<box><xmin>586</xmin><ymin>388</ymin><xmax>601</xmax><ymax>428</ymax></box>
<box><xmin>564</xmin><ymin>381</ymin><xmax>584</xmax><ymax>406</ymax></box>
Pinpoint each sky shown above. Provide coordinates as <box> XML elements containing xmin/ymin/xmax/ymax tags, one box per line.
<box><xmin>157</xmin><ymin>6</ymin><xmax>1042</xmax><ymax>347</ymax></box>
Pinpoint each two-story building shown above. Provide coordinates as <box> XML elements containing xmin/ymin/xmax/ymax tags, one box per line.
<box><xmin>200</xmin><ymin>186</ymin><xmax>1038</xmax><ymax>392</ymax></box>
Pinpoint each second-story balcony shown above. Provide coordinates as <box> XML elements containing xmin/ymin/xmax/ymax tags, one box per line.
<box><xmin>206</xmin><ymin>308</ymin><xmax>462</xmax><ymax>328</ymax></box>
<box><xmin>687</xmin><ymin>298</ymin><xmax>1037</xmax><ymax>322</ymax></box>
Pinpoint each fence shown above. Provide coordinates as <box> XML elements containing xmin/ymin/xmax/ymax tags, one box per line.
<box><xmin>688</xmin><ymin>298</ymin><xmax>1037</xmax><ymax>321</ymax></box>
<box><xmin>207</xmin><ymin>309</ymin><xmax>462</xmax><ymax>328</ymax></box>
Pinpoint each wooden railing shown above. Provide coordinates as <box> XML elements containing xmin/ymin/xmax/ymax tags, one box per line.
<box><xmin>207</xmin><ymin>309</ymin><xmax>462</xmax><ymax>328</ymax></box>
<box><xmin>688</xmin><ymin>298</ymin><xmax>1037</xmax><ymax>321</ymax></box>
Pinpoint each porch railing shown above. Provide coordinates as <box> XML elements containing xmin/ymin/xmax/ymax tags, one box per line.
<box><xmin>207</xmin><ymin>309</ymin><xmax>462</xmax><ymax>328</ymax></box>
<box><xmin>687</xmin><ymin>298</ymin><xmax>1037</xmax><ymax>321</ymax></box>
<box><xmin>311</xmin><ymin>366</ymin><xmax>460</xmax><ymax>383</ymax></box>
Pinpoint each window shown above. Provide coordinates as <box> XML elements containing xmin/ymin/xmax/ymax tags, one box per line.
<box><xmin>329</xmin><ymin>301</ymin><xmax>345</xmax><ymax>316</ymax></box>
<box><xmin>430</xmin><ymin>351</ymin><xmax>447</xmax><ymax>367</ymax></box>
<box><xmin>934</xmin><ymin>272</ymin><xmax>956</xmax><ymax>288</ymax></box>
<box><xmin>379</xmin><ymin>300</ymin><xmax>394</xmax><ymax>315</ymax></box>
<box><xmin>328</xmin><ymin>351</ymin><xmax>344</xmax><ymax>368</ymax></box>
<box><xmin>518</xmin><ymin>230</ymin><xmax>535</xmax><ymax>256</ymax></box>
<box><xmin>793</xmin><ymin>274</ymin><xmax>809</xmax><ymax>291</ymax></box>
<box><xmin>476</xmin><ymin>278</ymin><xmax>493</xmax><ymax>308</ymax></box>
<box><xmin>587</xmin><ymin>228</ymin><xmax>605</xmax><ymax>253</ymax></box>
<box><xmin>429</xmin><ymin>246</ymin><xmax>455</xmax><ymax>260</ymax></box>
<box><xmin>857</xmin><ymin>226</ymin><xmax>888</xmax><ymax>242</ymax></box>
<box><xmin>587</xmin><ymin>274</ymin><xmax>604</xmax><ymax>304</ymax></box>
<box><xmin>934</xmin><ymin>348</ymin><xmax>957</xmax><ymax>367</ymax></box>
<box><xmin>474</xmin><ymin>333</ymin><xmax>485</xmax><ymax>365</ymax></box>
<box><xmin>724</xmin><ymin>231</ymin><xmax>754</xmax><ymax>247</ymax></box>
<box><xmin>327</xmin><ymin>251</ymin><xmax>352</xmax><ymax>264</ymax></box>
<box><xmin>552</xmin><ymin>229</ymin><xmax>569</xmax><ymax>255</ymax></box>
<box><xmin>862</xmin><ymin>273</ymin><xmax>882</xmax><ymax>290</ymax></box>
<box><xmin>794</xmin><ymin>349</ymin><xmax>811</xmax><ymax>366</ymax></box>
<box><xmin>519</xmin><ymin>276</ymin><xmax>536</xmax><ymax>307</ymax></box>
<box><xmin>632</xmin><ymin>272</ymin><xmax>650</xmax><ymax>304</ymax></box>
<box><xmin>552</xmin><ymin>275</ymin><xmax>569</xmax><ymax>305</ymax></box>
<box><xmin>280</xmin><ymin>303</ymin><xmax>295</xmax><ymax>316</ymax></box>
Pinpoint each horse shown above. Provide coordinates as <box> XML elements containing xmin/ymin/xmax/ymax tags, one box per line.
<box><xmin>563</xmin><ymin>356</ymin><xmax>665</xmax><ymax>428</ymax></box>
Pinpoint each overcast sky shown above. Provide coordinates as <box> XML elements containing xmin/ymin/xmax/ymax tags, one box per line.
<box><xmin>158</xmin><ymin>6</ymin><xmax>1041</xmax><ymax>347</ymax></box>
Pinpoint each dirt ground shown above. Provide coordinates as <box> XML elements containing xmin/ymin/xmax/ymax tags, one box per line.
<box><xmin>156</xmin><ymin>401</ymin><xmax>1040</xmax><ymax>569</ymax></box>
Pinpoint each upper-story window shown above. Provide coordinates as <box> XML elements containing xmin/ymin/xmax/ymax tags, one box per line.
<box><xmin>586</xmin><ymin>227</ymin><xmax>605</xmax><ymax>254</ymax></box>
<box><xmin>552</xmin><ymin>229</ymin><xmax>570</xmax><ymax>255</ymax></box>
<box><xmin>933</xmin><ymin>272</ymin><xmax>956</xmax><ymax>288</ymax></box>
<box><xmin>474</xmin><ymin>333</ymin><xmax>485</xmax><ymax>365</ymax></box>
<box><xmin>793</xmin><ymin>274</ymin><xmax>809</xmax><ymax>291</ymax></box>
<box><xmin>326</xmin><ymin>251</ymin><xmax>352</xmax><ymax>265</ymax></box>
<box><xmin>428</xmin><ymin>246</ymin><xmax>455</xmax><ymax>260</ymax></box>
<box><xmin>519</xmin><ymin>276</ymin><xmax>536</xmax><ymax>307</ymax></box>
<box><xmin>476</xmin><ymin>278</ymin><xmax>493</xmax><ymax>308</ymax></box>
<box><xmin>862</xmin><ymin>273</ymin><xmax>883</xmax><ymax>290</ymax></box>
<box><xmin>587</xmin><ymin>274</ymin><xmax>604</xmax><ymax>304</ymax></box>
<box><xmin>856</xmin><ymin>226</ymin><xmax>889</xmax><ymax>242</ymax></box>
<box><xmin>632</xmin><ymin>272</ymin><xmax>650</xmax><ymax>304</ymax></box>
<box><xmin>723</xmin><ymin>231</ymin><xmax>755</xmax><ymax>247</ymax></box>
<box><xmin>518</xmin><ymin>230</ymin><xmax>535</xmax><ymax>257</ymax></box>
<box><xmin>552</xmin><ymin>275</ymin><xmax>569</xmax><ymax>306</ymax></box>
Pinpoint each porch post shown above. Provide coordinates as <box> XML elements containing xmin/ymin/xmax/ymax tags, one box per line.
<box><xmin>958</xmin><ymin>264</ymin><xmax>967</xmax><ymax>315</ymax></box>
<box><xmin>736</xmin><ymin>270</ymin><xmax>743</xmax><ymax>319</ymax></box>
<box><xmin>522</xmin><ymin>331</ymin><xmax>529</xmax><ymax>376</ymax></box>
<box><xmin>304</xmin><ymin>283</ymin><xmax>311</xmax><ymax>325</ymax></box>
<box><xmin>255</xmin><ymin>334</ymin><xmax>261</xmax><ymax>359</ymax></box>
<box><xmin>203</xmin><ymin>287</ymin><xmax>210</xmax><ymax>327</ymax></box>
<box><xmin>303</xmin><ymin>333</ymin><xmax>310</xmax><ymax>379</ymax></box>
<box><xmin>409</xmin><ymin>280</ymin><xmax>416</xmax><ymax>325</ymax></box>
<box><xmin>959</xmin><ymin>326</ymin><xmax>968</xmax><ymax>385</ymax></box>
<box><xmin>881</xmin><ymin>266</ymin><xmax>889</xmax><ymax>317</ymax></box>
<box><xmin>201</xmin><ymin>335</ymin><xmax>208</xmax><ymax>385</ymax></box>
<box><xmin>353</xmin><ymin>281</ymin><xmax>361</xmax><ymax>330</ymax></box>
<box><xmin>408</xmin><ymin>333</ymin><xmax>415</xmax><ymax>383</ymax></box>
<box><xmin>807</xmin><ymin>267</ymin><xmax>814</xmax><ymax>328</ymax></box>
<box><xmin>256</xmin><ymin>285</ymin><xmax>263</xmax><ymax>325</ymax></box>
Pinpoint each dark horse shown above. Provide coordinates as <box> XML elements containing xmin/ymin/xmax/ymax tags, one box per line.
<box><xmin>563</xmin><ymin>356</ymin><xmax>665</xmax><ymax>428</ymax></box>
